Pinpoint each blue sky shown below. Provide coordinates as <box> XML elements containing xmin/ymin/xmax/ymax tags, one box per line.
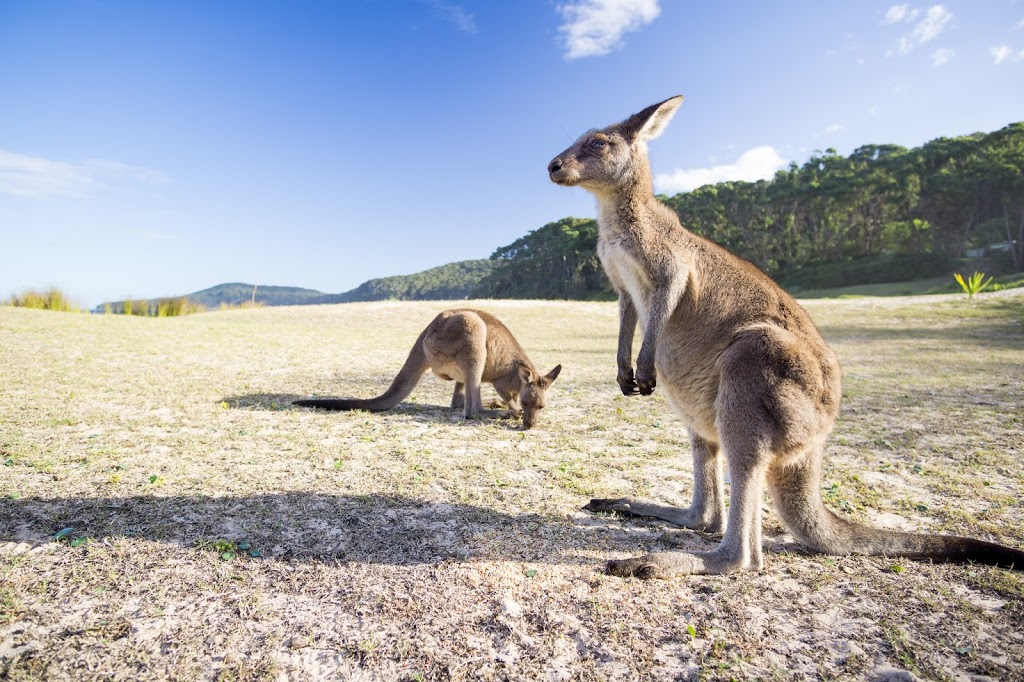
<box><xmin>2</xmin><ymin>1</ymin><xmax>1023</xmax><ymax>307</ymax></box>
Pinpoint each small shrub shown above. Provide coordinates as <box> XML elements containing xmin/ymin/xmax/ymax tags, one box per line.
<box><xmin>155</xmin><ymin>297</ymin><xmax>206</xmax><ymax>316</ymax></box>
<box><xmin>3</xmin><ymin>287</ymin><xmax>80</xmax><ymax>312</ymax></box>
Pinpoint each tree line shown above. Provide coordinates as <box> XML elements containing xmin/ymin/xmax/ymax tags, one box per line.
<box><xmin>476</xmin><ymin>121</ymin><xmax>1024</xmax><ymax>298</ymax></box>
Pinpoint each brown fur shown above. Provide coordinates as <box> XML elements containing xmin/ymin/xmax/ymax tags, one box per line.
<box><xmin>549</xmin><ymin>96</ymin><xmax>1024</xmax><ymax>576</ymax></box>
<box><xmin>294</xmin><ymin>309</ymin><xmax>561</xmax><ymax>429</ymax></box>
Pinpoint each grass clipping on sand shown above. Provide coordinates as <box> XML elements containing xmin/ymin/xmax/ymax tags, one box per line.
<box><xmin>1</xmin><ymin>294</ymin><xmax>1022</xmax><ymax>681</ymax></box>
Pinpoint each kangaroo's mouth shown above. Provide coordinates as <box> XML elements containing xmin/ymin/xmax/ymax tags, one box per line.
<box><xmin>549</xmin><ymin>170</ymin><xmax>578</xmax><ymax>186</ymax></box>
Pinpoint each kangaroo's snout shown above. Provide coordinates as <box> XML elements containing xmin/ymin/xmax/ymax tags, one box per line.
<box><xmin>548</xmin><ymin>155</ymin><xmax>576</xmax><ymax>186</ymax></box>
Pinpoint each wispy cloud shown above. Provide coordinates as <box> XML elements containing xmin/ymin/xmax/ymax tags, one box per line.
<box><xmin>884</xmin><ymin>4</ymin><xmax>952</xmax><ymax>56</ymax></box>
<box><xmin>429</xmin><ymin>1</ymin><xmax>477</xmax><ymax>35</ymax></box>
<box><xmin>990</xmin><ymin>45</ymin><xmax>1024</xmax><ymax>64</ymax></box>
<box><xmin>557</xmin><ymin>0</ymin><xmax>661</xmax><ymax>59</ymax></box>
<box><xmin>0</xmin><ymin>149</ymin><xmax>168</xmax><ymax>199</ymax></box>
<box><xmin>931</xmin><ymin>47</ymin><xmax>954</xmax><ymax>65</ymax></box>
<box><xmin>913</xmin><ymin>5</ymin><xmax>952</xmax><ymax>43</ymax></box>
<box><xmin>1015</xmin><ymin>18</ymin><xmax>1024</xmax><ymax>30</ymax></box>
<box><xmin>654</xmin><ymin>146</ymin><xmax>788</xmax><ymax>194</ymax></box>
<box><xmin>823</xmin><ymin>123</ymin><xmax>846</xmax><ymax>134</ymax></box>
<box><xmin>882</xmin><ymin>4</ymin><xmax>920</xmax><ymax>25</ymax></box>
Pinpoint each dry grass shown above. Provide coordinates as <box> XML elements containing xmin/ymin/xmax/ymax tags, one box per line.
<box><xmin>1</xmin><ymin>293</ymin><xmax>1022</xmax><ymax>681</ymax></box>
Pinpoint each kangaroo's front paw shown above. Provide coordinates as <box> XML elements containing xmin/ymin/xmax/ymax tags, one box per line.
<box><xmin>606</xmin><ymin>556</ymin><xmax>663</xmax><ymax>579</ymax></box>
<box><xmin>635</xmin><ymin>362</ymin><xmax>657</xmax><ymax>396</ymax></box>
<box><xmin>617</xmin><ymin>367</ymin><xmax>639</xmax><ymax>396</ymax></box>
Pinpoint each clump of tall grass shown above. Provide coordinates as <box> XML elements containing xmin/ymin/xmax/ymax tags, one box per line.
<box><xmin>3</xmin><ymin>288</ymin><xmax>80</xmax><ymax>312</ymax></box>
<box><xmin>104</xmin><ymin>297</ymin><xmax>206</xmax><ymax>317</ymax></box>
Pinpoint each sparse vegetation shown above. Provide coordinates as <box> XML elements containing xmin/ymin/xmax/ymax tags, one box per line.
<box><xmin>3</xmin><ymin>287</ymin><xmax>79</xmax><ymax>312</ymax></box>
<box><xmin>0</xmin><ymin>293</ymin><xmax>1021</xmax><ymax>679</ymax></box>
<box><xmin>104</xmin><ymin>296</ymin><xmax>207</xmax><ymax>316</ymax></box>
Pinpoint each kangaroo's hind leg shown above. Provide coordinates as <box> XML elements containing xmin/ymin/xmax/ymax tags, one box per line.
<box><xmin>451</xmin><ymin>382</ymin><xmax>465</xmax><ymax>410</ymax></box>
<box><xmin>446</xmin><ymin>313</ymin><xmax>488</xmax><ymax>419</ymax></box>
<box><xmin>585</xmin><ymin>432</ymin><xmax>725</xmax><ymax>533</ymax></box>
<box><xmin>602</xmin><ymin>332</ymin><xmax>791</xmax><ymax>577</ymax></box>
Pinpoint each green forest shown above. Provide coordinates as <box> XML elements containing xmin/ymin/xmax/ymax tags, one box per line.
<box><xmin>476</xmin><ymin>121</ymin><xmax>1024</xmax><ymax>299</ymax></box>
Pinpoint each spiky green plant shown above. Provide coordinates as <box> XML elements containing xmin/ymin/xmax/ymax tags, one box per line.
<box><xmin>953</xmin><ymin>272</ymin><xmax>993</xmax><ymax>299</ymax></box>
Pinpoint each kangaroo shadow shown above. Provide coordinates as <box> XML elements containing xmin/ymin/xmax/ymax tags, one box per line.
<box><xmin>219</xmin><ymin>394</ymin><xmax>524</xmax><ymax>429</ymax></box>
<box><xmin>0</xmin><ymin>492</ymin><xmax>703</xmax><ymax>567</ymax></box>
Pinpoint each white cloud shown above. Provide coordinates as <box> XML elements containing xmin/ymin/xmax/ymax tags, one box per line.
<box><xmin>990</xmin><ymin>45</ymin><xmax>1024</xmax><ymax>64</ymax></box>
<box><xmin>886</xmin><ymin>4</ymin><xmax>952</xmax><ymax>56</ymax></box>
<box><xmin>654</xmin><ymin>146</ymin><xmax>788</xmax><ymax>194</ymax></box>
<box><xmin>913</xmin><ymin>5</ymin><xmax>952</xmax><ymax>43</ymax></box>
<box><xmin>823</xmin><ymin>123</ymin><xmax>846</xmax><ymax>134</ymax></box>
<box><xmin>557</xmin><ymin>0</ymin><xmax>661</xmax><ymax>59</ymax></box>
<box><xmin>430</xmin><ymin>2</ymin><xmax>477</xmax><ymax>35</ymax></box>
<box><xmin>931</xmin><ymin>47</ymin><xmax>954</xmax><ymax>65</ymax></box>
<box><xmin>0</xmin><ymin>149</ymin><xmax>167</xmax><ymax>199</ymax></box>
<box><xmin>882</xmin><ymin>4</ymin><xmax>919</xmax><ymax>24</ymax></box>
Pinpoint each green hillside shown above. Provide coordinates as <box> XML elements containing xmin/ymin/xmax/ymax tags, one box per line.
<box><xmin>94</xmin><ymin>260</ymin><xmax>494</xmax><ymax>312</ymax></box>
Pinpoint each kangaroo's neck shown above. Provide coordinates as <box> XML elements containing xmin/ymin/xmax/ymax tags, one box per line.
<box><xmin>591</xmin><ymin>158</ymin><xmax>659</xmax><ymax>238</ymax></box>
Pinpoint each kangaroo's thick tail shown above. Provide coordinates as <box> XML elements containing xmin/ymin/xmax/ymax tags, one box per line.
<box><xmin>768</xmin><ymin>452</ymin><xmax>1024</xmax><ymax>570</ymax></box>
<box><xmin>293</xmin><ymin>329</ymin><xmax>431</xmax><ymax>412</ymax></box>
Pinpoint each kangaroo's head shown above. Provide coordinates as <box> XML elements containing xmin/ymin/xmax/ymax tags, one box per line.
<box><xmin>517</xmin><ymin>363</ymin><xmax>562</xmax><ymax>429</ymax></box>
<box><xmin>547</xmin><ymin>95</ymin><xmax>683</xmax><ymax>195</ymax></box>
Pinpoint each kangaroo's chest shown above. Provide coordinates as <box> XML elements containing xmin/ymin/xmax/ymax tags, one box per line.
<box><xmin>598</xmin><ymin>236</ymin><xmax>652</xmax><ymax>327</ymax></box>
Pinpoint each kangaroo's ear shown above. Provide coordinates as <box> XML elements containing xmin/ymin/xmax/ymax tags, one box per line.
<box><xmin>518</xmin><ymin>364</ymin><xmax>535</xmax><ymax>384</ymax></box>
<box><xmin>620</xmin><ymin>95</ymin><xmax>683</xmax><ymax>144</ymax></box>
<box><xmin>543</xmin><ymin>364</ymin><xmax>562</xmax><ymax>385</ymax></box>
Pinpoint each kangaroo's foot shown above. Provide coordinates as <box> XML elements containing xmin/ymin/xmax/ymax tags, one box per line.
<box><xmin>584</xmin><ymin>497</ymin><xmax>724</xmax><ymax>534</ymax></box>
<box><xmin>606</xmin><ymin>547</ymin><xmax>760</xmax><ymax>579</ymax></box>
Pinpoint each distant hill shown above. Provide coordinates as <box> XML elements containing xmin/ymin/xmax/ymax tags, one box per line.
<box><xmin>185</xmin><ymin>283</ymin><xmax>328</xmax><ymax>308</ymax></box>
<box><xmin>94</xmin><ymin>259</ymin><xmax>495</xmax><ymax>312</ymax></box>
<box><xmin>322</xmin><ymin>259</ymin><xmax>494</xmax><ymax>303</ymax></box>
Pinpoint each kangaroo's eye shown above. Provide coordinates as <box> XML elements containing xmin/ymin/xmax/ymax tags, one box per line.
<box><xmin>590</xmin><ymin>139</ymin><xmax>607</xmax><ymax>149</ymax></box>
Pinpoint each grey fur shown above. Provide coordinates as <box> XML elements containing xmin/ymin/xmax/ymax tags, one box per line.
<box><xmin>550</xmin><ymin>96</ymin><xmax>1024</xmax><ymax>576</ymax></box>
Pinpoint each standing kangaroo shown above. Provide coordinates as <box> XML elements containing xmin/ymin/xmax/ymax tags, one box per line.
<box><xmin>548</xmin><ymin>96</ymin><xmax>1024</xmax><ymax>576</ymax></box>
<box><xmin>294</xmin><ymin>308</ymin><xmax>561</xmax><ymax>429</ymax></box>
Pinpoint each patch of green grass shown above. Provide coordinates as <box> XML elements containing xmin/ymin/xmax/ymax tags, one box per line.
<box><xmin>793</xmin><ymin>276</ymin><xmax>951</xmax><ymax>299</ymax></box>
<box><xmin>0</xmin><ymin>587</ymin><xmax>22</xmax><ymax>625</ymax></box>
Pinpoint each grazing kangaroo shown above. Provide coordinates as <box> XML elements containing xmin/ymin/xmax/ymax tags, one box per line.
<box><xmin>548</xmin><ymin>95</ymin><xmax>1024</xmax><ymax>576</ymax></box>
<box><xmin>294</xmin><ymin>308</ymin><xmax>561</xmax><ymax>429</ymax></box>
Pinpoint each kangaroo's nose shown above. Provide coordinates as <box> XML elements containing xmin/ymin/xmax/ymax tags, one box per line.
<box><xmin>548</xmin><ymin>158</ymin><xmax>563</xmax><ymax>174</ymax></box>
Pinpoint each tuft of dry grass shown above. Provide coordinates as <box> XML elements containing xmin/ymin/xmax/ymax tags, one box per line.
<box><xmin>1</xmin><ymin>292</ymin><xmax>1022</xmax><ymax>680</ymax></box>
<box><xmin>105</xmin><ymin>296</ymin><xmax>207</xmax><ymax>316</ymax></box>
<box><xmin>3</xmin><ymin>287</ymin><xmax>80</xmax><ymax>312</ymax></box>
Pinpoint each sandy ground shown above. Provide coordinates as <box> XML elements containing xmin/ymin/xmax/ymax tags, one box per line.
<box><xmin>1</xmin><ymin>292</ymin><xmax>1022</xmax><ymax>681</ymax></box>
